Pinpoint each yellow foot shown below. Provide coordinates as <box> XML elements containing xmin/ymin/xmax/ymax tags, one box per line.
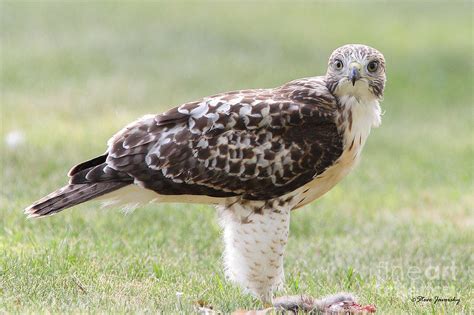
<box><xmin>262</xmin><ymin>302</ymin><xmax>272</xmax><ymax>308</ymax></box>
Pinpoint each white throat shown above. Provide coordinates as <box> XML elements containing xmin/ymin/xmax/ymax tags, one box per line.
<box><xmin>338</xmin><ymin>92</ymin><xmax>382</xmax><ymax>154</ymax></box>
<box><xmin>339</xmin><ymin>94</ymin><xmax>382</xmax><ymax>129</ymax></box>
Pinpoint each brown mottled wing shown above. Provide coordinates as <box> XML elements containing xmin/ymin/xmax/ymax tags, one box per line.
<box><xmin>106</xmin><ymin>78</ymin><xmax>343</xmax><ymax>200</ymax></box>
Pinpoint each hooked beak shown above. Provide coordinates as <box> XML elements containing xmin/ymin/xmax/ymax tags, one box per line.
<box><xmin>348</xmin><ymin>63</ymin><xmax>361</xmax><ymax>86</ymax></box>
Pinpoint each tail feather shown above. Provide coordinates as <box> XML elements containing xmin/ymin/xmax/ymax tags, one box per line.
<box><xmin>24</xmin><ymin>182</ymin><xmax>129</xmax><ymax>218</ymax></box>
<box><xmin>68</xmin><ymin>154</ymin><xmax>107</xmax><ymax>176</ymax></box>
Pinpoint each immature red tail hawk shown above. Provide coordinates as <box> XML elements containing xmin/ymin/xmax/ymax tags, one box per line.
<box><xmin>26</xmin><ymin>44</ymin><xmax>385</xmax><ymax>313</ymax></box>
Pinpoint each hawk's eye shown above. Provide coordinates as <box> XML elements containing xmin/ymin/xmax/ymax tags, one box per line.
<box><xmin>367</xmin><ymin>60</ymin><xmax>379</xmax><ymax>72</ymax></box>
<box><xmin>334</xmin><ymin>59</ymin><xmax>344</xmax><ymax>70</ymax></box>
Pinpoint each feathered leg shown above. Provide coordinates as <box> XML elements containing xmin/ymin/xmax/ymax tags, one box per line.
<box><xmin>218</xmin><ymin>198</ymin><xmax>291</xmax><ymax>303</ymax></box>
<box><xmin>218</xmin><ymin>198</ymin><xmax>377</xmax><ymax>313</ymax></box>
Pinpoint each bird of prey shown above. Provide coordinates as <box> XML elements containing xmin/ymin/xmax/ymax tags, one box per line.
<box><xmin>26</xmin><ymin>44</ymin><xmax>385</xmax><ymax>313</ymax></box>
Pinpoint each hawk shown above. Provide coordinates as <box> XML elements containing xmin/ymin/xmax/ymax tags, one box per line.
<box><xmin>25</xmin><ymin>44</ymin><xmax>385</xmax><ymax>313</ymax></box>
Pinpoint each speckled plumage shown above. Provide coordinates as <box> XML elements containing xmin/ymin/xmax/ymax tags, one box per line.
<box><xmin>103</xmin><ymin>77</ymin><xmax>343</xmax><ymax>201</ymax></box>
<box><xmin>25</xmin><ymin>44</ymin><xmax>386</xmax><ymax>306</ymax></box>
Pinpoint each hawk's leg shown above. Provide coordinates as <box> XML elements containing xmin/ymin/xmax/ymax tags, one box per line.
<box><xmin>218</xmin><ymin>199</ymin><xmax>291</xmax><ymax>303</ymax></box>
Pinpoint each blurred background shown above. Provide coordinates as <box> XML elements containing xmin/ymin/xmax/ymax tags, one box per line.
<box><xmin>1</xmin><ymin>1</ymin><xmax>472</xmax><ymax>313</ymax></box>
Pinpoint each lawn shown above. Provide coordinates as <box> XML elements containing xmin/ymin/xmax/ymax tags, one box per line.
<box><xmin>1</xmin><ymin>1</ymin><xmax>473</xmax><ymax>313</ymax></box>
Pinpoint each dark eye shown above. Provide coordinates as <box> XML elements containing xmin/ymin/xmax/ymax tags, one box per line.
<box><xmin>334</xmin><ymin>59</ymin><xmax>344</xmax><ymax>70</ymax></box>
<box><xmin>367</xmin><ymin>60</ymin><xmax>379</xmax><ymax>72</ymax></box>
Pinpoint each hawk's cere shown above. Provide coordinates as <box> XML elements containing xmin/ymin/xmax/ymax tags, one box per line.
<box><xmin>26</xmin><ymin>44</ymin><xmax>386</xmax><ymax>312</ymax></box>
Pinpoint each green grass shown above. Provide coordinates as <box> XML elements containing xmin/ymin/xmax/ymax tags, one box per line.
<box><xmin>1</xmin><ymin>1</ymin><xmax>473</xmax><ymax>313</ymax></box>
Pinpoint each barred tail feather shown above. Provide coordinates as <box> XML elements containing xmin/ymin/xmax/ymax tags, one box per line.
<box><xmin>24</xmin><ymin>182</ymin><xmax>129</xmax><ymax>218</ymax></box>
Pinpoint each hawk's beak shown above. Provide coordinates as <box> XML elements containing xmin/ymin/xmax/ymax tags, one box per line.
<box><xmin>349</xmin><ymin>62</ymin><xmax>361</xmax><ymax>86</ymax></box>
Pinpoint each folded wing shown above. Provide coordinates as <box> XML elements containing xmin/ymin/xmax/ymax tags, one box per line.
<box><xmin>106</xmin><ymin>79</ymin><xmax>344</xmax><ymax>200</ymax></box>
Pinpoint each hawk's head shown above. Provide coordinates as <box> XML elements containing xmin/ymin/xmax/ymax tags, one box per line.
<box><xmin>326</xmin><ymin>44</ymin><xmax>386</xmax><ymax>102</ymax></box>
